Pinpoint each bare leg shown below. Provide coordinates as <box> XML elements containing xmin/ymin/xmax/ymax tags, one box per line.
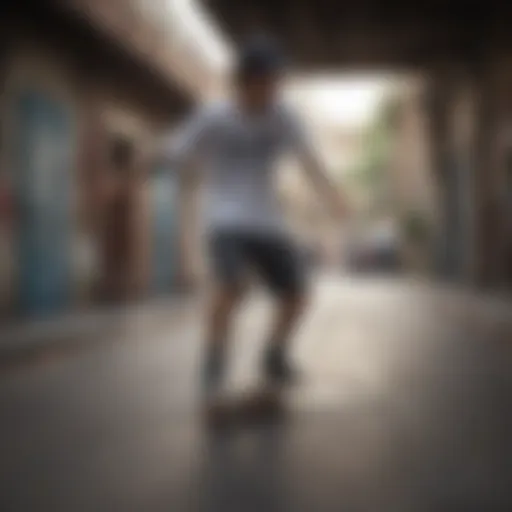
<box><xmin>268</xmin><ymin>293</ymin><xmax>307</xmax><ymax>348</ymax></box>
<box><xmin>203</xmin><ymin>282</ymin><xmax>246</xmax><ymax>392</ymax></box>
<box><xmin>206</xmin><ymin>283</ymin><xmax>244</xmax><ymax>347</ymax></box>
<box><xmin>264</xmin><ymin>292</ymin><xmax>308</xmax><ymax>383</ymax></box>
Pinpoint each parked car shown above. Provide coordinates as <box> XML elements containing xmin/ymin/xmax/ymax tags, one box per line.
<box><xmin>345</xmin><ymin>221</ymin><xmax>402</xmax><ymax>273</ymax></box>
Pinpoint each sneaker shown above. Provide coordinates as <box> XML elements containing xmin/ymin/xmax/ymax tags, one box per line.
<box><xmin>202</xmin><ymin>346</ymin><xmax>226</xmax><ymax>397</ymax></box>
<box><xmin>264</xmin><ymin>346</ymin><xmax>299</xmax><ymax>386</ymax></box>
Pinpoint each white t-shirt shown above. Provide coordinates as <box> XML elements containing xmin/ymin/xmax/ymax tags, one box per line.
<box><xmin>165</xmin><ymin>100</ymin><xmax>312</xmax><ymax>233</ymax></box>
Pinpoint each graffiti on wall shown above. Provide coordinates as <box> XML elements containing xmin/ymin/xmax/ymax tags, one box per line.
<box><xmin>13</xmin><ymin>89</ymin><xmax>74</xmax><ymax>315</ymax></box>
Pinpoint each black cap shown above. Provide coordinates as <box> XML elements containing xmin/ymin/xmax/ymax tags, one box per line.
<box><xmin>236</xmin><ymin>36</ymin><xmax>286</xmax><ymax>78</ymax></box>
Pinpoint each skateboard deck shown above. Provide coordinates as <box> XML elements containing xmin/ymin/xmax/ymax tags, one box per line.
<box><xmin>204</xmin><ymin>385</ymin><xmax>285</xmax><ymax>428</ymax></box>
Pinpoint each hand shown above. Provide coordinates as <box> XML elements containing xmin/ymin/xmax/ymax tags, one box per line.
<box><xmin>330</xmin><ymin>193</ymin><xmax>347</xmax><ymax>223</ymax></box>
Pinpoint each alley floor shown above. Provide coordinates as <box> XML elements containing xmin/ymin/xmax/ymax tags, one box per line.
<box><xmin>0</xmin><ymin>276</ymin><xmax>511</xmax><ymax>512</ymax></box>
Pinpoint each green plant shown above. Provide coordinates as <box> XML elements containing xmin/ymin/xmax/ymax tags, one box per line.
<box><xmin>352</xmin><ymin>95</ymin><xmax>401</xmax><ymax>204</ymax></box>
<box><xmin>402</xmin><ymin>211</ymin><xmax>430</xmax><ymax>244</ymax></box>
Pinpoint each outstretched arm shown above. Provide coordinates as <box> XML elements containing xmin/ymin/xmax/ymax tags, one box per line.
<box><xmin>285</xmin><ymin>110</ymin><xmax>346</xmax><ymax>221</ymax></box>
<box><xmin>297</xmin><ymin>145</ymin><xmax>346</xmax><ymax>222</ymax></box>
<box><xmin>143</xmin><ymin>105</ymin><xmax>214</xmax><ymax>176</ymax></box>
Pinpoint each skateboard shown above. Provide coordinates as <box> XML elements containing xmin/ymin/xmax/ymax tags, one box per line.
<box><xmin>203</xmin><ymin>385</ymin><xmax>285</xmax><ymax>428</ymax></box>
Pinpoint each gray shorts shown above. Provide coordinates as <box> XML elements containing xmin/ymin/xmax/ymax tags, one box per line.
<box><xmin>208</xmin><ymin>230</ymin><xmax>306</xmax><ymax>297</ymax></box>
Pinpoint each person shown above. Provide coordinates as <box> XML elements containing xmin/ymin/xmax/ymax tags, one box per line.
<box><xmin>152</xmin><ymin>37</ymin><xmax>345</xmax><ymax>405</ymax></box>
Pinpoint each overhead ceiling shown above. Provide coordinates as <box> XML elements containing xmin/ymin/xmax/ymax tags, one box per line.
<box><xmin>201</xmin><ymin>0</ymin><xmax>511</xmax><ymax>70</ymax></box>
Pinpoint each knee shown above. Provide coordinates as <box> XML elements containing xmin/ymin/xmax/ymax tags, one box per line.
<box><xmin>280</xmin><ymin>291</ymin><xmax>308</xmax><ymax>317</ymax></box>
<box><xmin>212</xmin><ymin>283</ymin><xmax>246</xmax><ymax>314</ymax></box>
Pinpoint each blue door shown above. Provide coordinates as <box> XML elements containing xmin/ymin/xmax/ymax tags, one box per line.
<box><xmin>151</xmin><ymin>170</ymin><xmax>178</xmax><ymax>293</ymax></box>
<box><xmin>13</xmin><ymin>90</ymin><xmax>73</xmax><ymax>316</ymax></box>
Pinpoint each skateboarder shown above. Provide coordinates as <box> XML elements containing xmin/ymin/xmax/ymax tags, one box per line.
<box><xmin>152</xmin><ymin>37</ymin><xmax>345</xmax><ymax>404</ymax></box>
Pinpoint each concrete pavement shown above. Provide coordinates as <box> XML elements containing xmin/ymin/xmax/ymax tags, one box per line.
<box><xmin>0</xmin><ymin>276</ymin><xmax>511</xmax><ymax>511</ymax></box>
<box><xmin>0</xmin><ymin>296</ymin><xmax>197</xmax><ymax>369</ymax></box>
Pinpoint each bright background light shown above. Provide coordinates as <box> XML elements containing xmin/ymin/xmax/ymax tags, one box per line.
<box><xmin>286</xmin><ymin>75</ymin><xmax>398</xmax><ymax>129</ymax></box>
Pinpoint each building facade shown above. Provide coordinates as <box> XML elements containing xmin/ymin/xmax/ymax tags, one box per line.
<box><xmin>386</xmin><ymin>82</ymin><xmax>440</xmax><ymax>273</ymax></box>
<box><xmin>0</xmin><ymin>1</ymin><xmax>218</xmax><ymax>320</ymax></box>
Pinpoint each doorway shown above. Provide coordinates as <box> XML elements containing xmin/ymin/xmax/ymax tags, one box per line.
<box><xmin>99</xmin><ymin>134</ymin><xmax>136</xmax><ymax>302</ymax></box>
<box><xmin>151</xmin><ymin>168</ymin><xmax>178</xmax><ymax>293</ymax></box>
<box><xmin>12</xmin><ymin>89</ymin><xmax>74</xmax><ymax>316</ymax></box>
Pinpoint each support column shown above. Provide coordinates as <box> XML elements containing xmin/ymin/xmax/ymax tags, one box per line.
<box><xmin>0</xmin><ymin>32</ymin><xmax>12</xmax><ymax>319</ymax></box>
<box><xmin>177</xmin><ymin>169</ymin><xmax>203</xmax><ymax>292</ymax></box>
<box><xmin>76</xmin><ymin>88</ymin><xmax>106</xmax><ymax>305</ymax></box>
<box><xmin>471</xmin><ymin>53</ymin><xmax>504</xmax><ymax>288</ymax></box>
<box><xmin>424</xmin><ymin>70</ymin><xmax>455</xmax><ymax>280</ymax></box>
<box><xmin>425</xmin><ymin>62</ymin><xmax>484</xmax><ymax>287</ymax></box>
<box><xmin>479</xmin><ymin>51</ymin><xmax>512</xmax><ymax>289</ymax></box>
